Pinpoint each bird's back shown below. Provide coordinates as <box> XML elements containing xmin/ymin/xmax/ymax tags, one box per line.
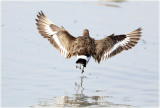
<box><xmin>72</xmin><ymin>36</ymin><xmax>96</xmax><ymax>56</ymax></box>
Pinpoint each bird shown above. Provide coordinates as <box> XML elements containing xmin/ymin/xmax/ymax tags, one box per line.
<box><xmin>35</xmin><ymin>11</ymin><xmax>142</xmax><ymax>73</ymax></box>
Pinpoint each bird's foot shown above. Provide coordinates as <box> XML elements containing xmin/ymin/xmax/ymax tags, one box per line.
<box><xmin>76</xmin><ymin>64</ymin><xmax>81</xmax><ymax>69</ymax></box>
<box><xmin>76</xmin><ymin>64</ymin><xmax>85</xmax><ymax>73</ymax></box>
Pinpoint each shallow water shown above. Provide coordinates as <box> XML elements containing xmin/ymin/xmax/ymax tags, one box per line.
<box><xmin>1</xmin><ymin>1</ymin><xmax>159</xmax><ymax>107</ymax></box>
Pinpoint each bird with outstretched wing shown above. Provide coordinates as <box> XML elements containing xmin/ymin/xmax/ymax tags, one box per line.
<box><xmin>35</xmin><ymin>11</ymin><xmax>142</xmax><ymax>73</ymax></box>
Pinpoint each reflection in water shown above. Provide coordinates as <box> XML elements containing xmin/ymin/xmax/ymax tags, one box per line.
<box><xmin>34</xmin><ymin>76</ymin><xmax>132</xmax><ymax>107</ymax></box>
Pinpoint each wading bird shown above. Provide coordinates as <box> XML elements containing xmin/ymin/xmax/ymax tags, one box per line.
<box><xmin>35</xmin><ymin>11</ymin><xmax>142</xmax><ymax>73</ymax></box>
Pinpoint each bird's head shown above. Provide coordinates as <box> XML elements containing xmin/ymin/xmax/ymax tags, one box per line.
<box><xmin>83</xmin><ymin>29</ymin><xmax>89</xmax><ymax>36</ymax></box>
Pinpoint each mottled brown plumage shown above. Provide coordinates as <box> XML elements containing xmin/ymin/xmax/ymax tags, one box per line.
<box><xmin>35</xmin><ymin>11</ymin><xmax>142</xmax><ymax>70</ymax></box>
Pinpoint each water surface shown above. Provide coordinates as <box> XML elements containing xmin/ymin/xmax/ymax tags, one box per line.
<box><xmin>1</xmin><ymin>1</ymin><xmax>159</xmax><ymax>107</ymax></box>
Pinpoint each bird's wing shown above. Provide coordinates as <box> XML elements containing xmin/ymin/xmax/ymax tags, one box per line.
<box><xmin>36</xmin><ymin>11</ymin><xmax>76</xmax><ymax>58</ymax></box>
<box><xmin>94</xmin><ymin>28</ymin><xmax>142</xmax><ymax>63</ymax></box>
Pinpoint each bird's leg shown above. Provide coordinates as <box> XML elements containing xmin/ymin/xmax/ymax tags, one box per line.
<box><xmin>81</xmin><ymin>66</ymin><xmax>84</xmax><ymax>74</ymax></box>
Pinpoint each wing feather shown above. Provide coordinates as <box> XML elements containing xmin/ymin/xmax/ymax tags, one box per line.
<box><xmin>94</xmin><ymin>28</ymin><xmax>142</xmax><ymax>63</ymax></box>
<box><xmin>35</xmin><ymin>11</ymin><xmax>76</xmax><ymax>58</ymax></box>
